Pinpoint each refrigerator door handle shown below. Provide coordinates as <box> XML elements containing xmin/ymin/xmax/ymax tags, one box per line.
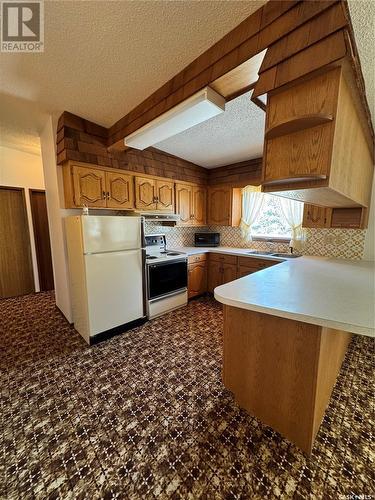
<box><xmin>84</xmin><ymin>248</ymin><xmax>144</xmax><ymax>255</ymax></box>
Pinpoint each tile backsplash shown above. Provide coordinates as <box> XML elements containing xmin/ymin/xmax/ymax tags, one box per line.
<box><xmin>144</xmin><ymin>222</ymin><xmax>366</xmax><ymax>260</ymax></box>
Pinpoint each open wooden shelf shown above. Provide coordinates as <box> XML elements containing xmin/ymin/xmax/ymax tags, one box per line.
<box><xmin>265</xmin><ymin>114</ymin><xmax>333</xmax><ymax>140</ymax></box>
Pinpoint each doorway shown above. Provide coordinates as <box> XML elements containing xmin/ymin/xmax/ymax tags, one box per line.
<box><xmin>29</xmin><ymin>190</ymin><xmax>54</xmax><ymax>291</ymax></box>
<box><xmin>0</xmin><ymin>186</ymin><xmax>35</xmax><ymax>298</ymax></box>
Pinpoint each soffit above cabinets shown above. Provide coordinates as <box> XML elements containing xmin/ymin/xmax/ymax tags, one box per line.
<box><xmin>155</xmin><ymin>91</ymin><xmax>265</xmax><ymax>169</ymax></box>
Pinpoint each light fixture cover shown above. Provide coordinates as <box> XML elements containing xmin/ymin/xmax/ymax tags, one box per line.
<box><xmin>124</xmin><ymin>87</ymin><xmax>225</xmax><ymax>150</ymax></box>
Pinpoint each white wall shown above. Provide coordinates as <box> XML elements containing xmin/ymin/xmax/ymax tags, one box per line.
<box><xmin>40</xmin><ymin>116</ymin><xmax>75</xmax><ymax>322</ymax></box>
<box><xmin>0</xmin><ymin>145</ymin><xmax>45</xmax><ymax>291</ymax></box>
<box><xmin>363</xmin><ymin>175</ymin><xmax>375</xmax><ymax>261</ymax></box>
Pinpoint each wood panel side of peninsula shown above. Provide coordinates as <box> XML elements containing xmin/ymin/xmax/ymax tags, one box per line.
<box><xmin>222</xmin><ymin>305</ymin><xmax>352</xmax><ymax>455</ymax></box>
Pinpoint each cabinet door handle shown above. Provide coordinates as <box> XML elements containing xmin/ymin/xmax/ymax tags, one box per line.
<box><xmin>107</xmin><ymin>192</ymin><xmax>110</xmax><ymax>200</ymax></box>
<box><xmin>102</xmin><ymin>190</ymin><xmax>106</xmax><ymax>200</ymax></box>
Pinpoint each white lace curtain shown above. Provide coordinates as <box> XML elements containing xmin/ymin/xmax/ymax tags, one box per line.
<box><xmin>240</xmin><ymin>185</ymin><xmax>264</xmax><ymax>241</ymax></box>
<box><xmin>279</xmin><ymin>197</ymin><xmax>305</xmax><ymax>251</ymax></box>
<box><xmin>240</xmin><ymin>186</ymin><xmax>305</xmax><ymax>249</ymax></box>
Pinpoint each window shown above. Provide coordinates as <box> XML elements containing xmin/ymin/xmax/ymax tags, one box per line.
<box><xmin>251</xmin><ymin>194</ymin><xmax>292</xmax><ymax>239</ymax></box>
<box><xmin>241</xmin><ymin>187</ymin><xmax>304</xmax><ymax>242</ymax></box>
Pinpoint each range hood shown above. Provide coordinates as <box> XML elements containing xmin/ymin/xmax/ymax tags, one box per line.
<box><xmin>139</xmin><ymin>212</ymin><xmax>181</xmax><ymax>223</ymax></box>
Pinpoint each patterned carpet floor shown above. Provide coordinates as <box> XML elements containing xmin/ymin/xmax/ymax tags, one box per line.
<box><xmin>1</xmin><ymin>292</ymin><xmax>374</xmax><ymax>500</ymax></box>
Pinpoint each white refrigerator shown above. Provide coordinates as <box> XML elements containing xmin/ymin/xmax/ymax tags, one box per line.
<box><xmin>65</xmin><ymin>215</ymin><xmax>145</xmax><ymax>343</ymax></box>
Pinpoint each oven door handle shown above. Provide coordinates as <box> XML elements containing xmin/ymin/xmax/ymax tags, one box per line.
<box><xmin>148</xmin><ymin>259</ymin><xmax>187</xmax><ymax>268</ymax></box>
<box><xmin>148</xmin><ymin>288</ymin><xmax>187</xmax><ymax>304</ymax></box>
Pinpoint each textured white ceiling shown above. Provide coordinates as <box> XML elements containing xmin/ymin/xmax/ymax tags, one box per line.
<box><xmin>155</xmin><ymin>91</ymin><xmax>265</xmax><ymax>168</ymax></box>
<box><xmin>0</xmin><ymin>0</ymin><xmax>264</xmax><ymax>153</ymax></box>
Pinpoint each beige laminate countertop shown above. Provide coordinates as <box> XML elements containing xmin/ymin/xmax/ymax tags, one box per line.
<box><xmin>173</xmin><ymin>247</ymin><xmax>375</xmax><ymax>337</ymax></box>
<box><xmin>172</xmin><ymin>246</ymin><xmax>285</xmax><ymax>262</ymax></box>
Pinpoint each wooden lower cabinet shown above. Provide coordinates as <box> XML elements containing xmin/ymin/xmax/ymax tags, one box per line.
<box><xmin>208</xmin><ymin>254</ymin><xmax>238</xmax><ymax>293</ymax></box>
<box><xmin>189</xmin><ymin>252</ymin><xmax>281</xmax><ymax>296</ymax></box>
<box><xmin>208</xmin><ymin>260</ymin><xmax>223</xmax><ymax>293</ymax></box>
<box><xmin>237</xmin><ymin>256</ymin><xmax>277</xmax><ymax>277</ymax></box>
<box><xmin>222</xmin><ymin>263</ymin><xmax>238</xmax><ymax>285</ymax></box>
<box><xmin>208</xmin><ymin>254</ymin><xmax>280</xmax><ymax>292</ymax></box>
<box><xmin>188</xmin><ymin>262</ymin><xmax>207</xmax><ymax>299</ymax></box>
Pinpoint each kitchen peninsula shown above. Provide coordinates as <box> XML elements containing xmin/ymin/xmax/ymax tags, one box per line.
<box><xmin>215</xmin><ymin>257</ymin><xmax>375</xmax><ymax>454</ymax></box>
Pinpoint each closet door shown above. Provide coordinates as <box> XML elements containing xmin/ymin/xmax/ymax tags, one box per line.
<box><xmin>0</xmin><ymin>187</ymin><xmax>34</xmax><ymax>298</ymax></box>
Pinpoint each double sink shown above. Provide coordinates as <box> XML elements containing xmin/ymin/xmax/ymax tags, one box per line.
<box><xmin>247</xmin><ymin>250</ymin><xmax>301</xmax><ymax>259</ymax></box>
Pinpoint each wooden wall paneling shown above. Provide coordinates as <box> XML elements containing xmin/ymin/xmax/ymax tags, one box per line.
<box><xmin>0</xmin><ymin>187</ymin><xmax>35</xmax><ymax>298</ymax></box>
<box><xmin>29</xmin><ymin>190</ymin><xmax>54</xmax><ymax>291</ymax></box>
<box><xmin>260</xmin><ymin>2</ymin><xmax>347</xmax><ymax>73</ymax></box>
<box><xmin>208</xmin><ymin>158</ymin><xmax>263</xmax><ymax>187</ymax></box>
<box><xmin>57</xmin><ymin>122</ymin><xmax>208</xmax><ymax>186</ymax></box>
<box><xmin>253</xmin><ymin>30</ymin><xmax>348</xmax><ymax>98</ymax></box>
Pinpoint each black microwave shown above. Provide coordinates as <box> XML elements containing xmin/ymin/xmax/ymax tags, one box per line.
<box><xmin>194</xmin><ymin>232</ymin><xmax>220</xmax><ymax>247</ymax></box>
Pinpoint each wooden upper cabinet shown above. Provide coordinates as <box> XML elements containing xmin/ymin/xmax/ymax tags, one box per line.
<box><xmin>262</xmin><ymin>66</ymin><xmax>374</xmax><ymax>209</ymax></box>
<box><xmin>175</xmin><ymin>183</ymin><xmax>207</xmax><ymax>226</ymax></box>
<box><xmin>175</xmin><ymin>184</ymin><xmax>193</xmax><ymax>225</ymax></box>
<box><xmin>302</xmin><ymin>204</ymin><xmax>332</xmax><ymax>228</ymax></box>
<box><xmin>303</xmin><ymin>204</ymin><xmax>367</xmax><ymax>229</ymax></box>
<box><xmin>135</xmin><ymin>176</ymin><xmax>157</xmax><ymax>211</ymax></box>
<box><xmin>106</xmin><ymin>172</ymin><xmax>134</xmax><ymax>209</ymax></box>
<box><xmin>207</xmin><ymin>186</ymin><xmax>241</xmax><ymax>226</ymax></box>
<box><xmin>156</xmin><ymin>180</ymin><xmax>174</xmax><ymax>212</ymax></box>
<box><xmin>72</xmin><ymin>165</ymin><xmax>106</xmax><ymax>207</ymax></box>
<box><xmin>192</xmin><ymin>186</ymin><xmax>207</xmax><ymax>226</ymax></box>
<box><xmin>264</xmin><ymin>69</ymin><xmax>337</xmax><ymax>185</ymax></box>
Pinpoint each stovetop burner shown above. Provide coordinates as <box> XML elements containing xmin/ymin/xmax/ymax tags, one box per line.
<box><xmin>145</xmin><ymin>234</ymin><xmax>187</xmax><ymax>263</ymax></box>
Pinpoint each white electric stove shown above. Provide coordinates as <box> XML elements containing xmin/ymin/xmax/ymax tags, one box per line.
<box><xmin>145</xmin><ymin>234</ymin><xmax>188</xmax><ymax>319</ymax></box>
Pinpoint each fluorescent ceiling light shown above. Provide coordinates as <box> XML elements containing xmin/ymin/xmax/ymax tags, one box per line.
<box><xmin>124</xmin><ymin>87</ymin><xmax>225</xmax><ymax>150</ymax></box>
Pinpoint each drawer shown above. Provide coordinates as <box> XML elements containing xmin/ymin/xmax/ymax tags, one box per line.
<box><xmin>209</xmin><ymin>253</ymin><xmax>237</xmax><ymax>265</ymax></box>
<box><xmin>188</xmin><ymin>253</ymin><xmax>207</xmax><ymax>264</ymax></box>
<box><xmin>237</xmin><ymin>266</ymin><xmax>256</xmax><ymax>278</ymax></box>
<box><xmin>238</xmin><ymin>256</ymin><xmax>277</xmax><ymax>269</ymax></box>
